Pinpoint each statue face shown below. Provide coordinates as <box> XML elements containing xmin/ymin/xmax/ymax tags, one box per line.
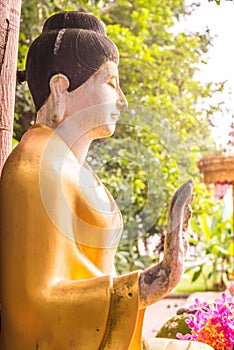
<box><xmin>64</xmin><ymin>61</ymin><xmax>128</xmax><ymax>140</ymax></box>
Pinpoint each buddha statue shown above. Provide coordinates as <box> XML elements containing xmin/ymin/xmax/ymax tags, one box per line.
<box><xmin>0</xmin><ymin>11</ymin><xmax>194</xmax><ymax>350</ymax></box>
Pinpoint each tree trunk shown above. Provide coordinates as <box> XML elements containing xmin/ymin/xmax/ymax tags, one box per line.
<box><xmin>0</xmin><ymin>0</ymin><xmax>21</xmax><ymax>175</ymax></box>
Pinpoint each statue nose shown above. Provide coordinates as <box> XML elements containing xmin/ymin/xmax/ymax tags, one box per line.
<box><xmin>117</xmin><ymin>88</ymin><xmax>128</xmax><ymax>111</ymax></box>
<box><xmin>117</xmin><ymin>99</ymin><xmax>128</xmax><ymax>110</ymax></box>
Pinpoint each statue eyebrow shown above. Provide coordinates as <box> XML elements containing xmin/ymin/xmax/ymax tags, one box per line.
<box><xmin>109</xmin><ymin>75</ymin><xmax>117</xmax><ymax>80</ymax></box>
<box><xmin>93</xmin><ymin>63</ymin><xmax>119</xmax><ymax>82</ymax></box>
<box><xmin>108</xmin><ymin>75</ymin><xmax>118</xmax><ymax>82</ymax></box>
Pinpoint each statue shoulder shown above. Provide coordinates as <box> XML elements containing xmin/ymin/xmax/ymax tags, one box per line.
<box><xmin>1</xmin><ymin>125</ymin><xmax>53</xmax><ymax>182</ymax></box>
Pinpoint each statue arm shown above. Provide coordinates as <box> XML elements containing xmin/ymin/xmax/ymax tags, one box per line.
<box><xmin>29</xmin><ymin>271</ymin><xmax>139</xmax><ymax>349</ymax></box>
<box><xmin>139</xmin><ymin>179</ymin><xmax>194</xmax><ymax>309</ymax></box>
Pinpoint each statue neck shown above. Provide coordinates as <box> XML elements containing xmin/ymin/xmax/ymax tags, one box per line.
<box><xmin>36</xmin><ymin>114</ymin><xmax>91</xmax><ymax>166</ymax></box>
<box><xmin>70</xmin><ymin>135</ymin><xmax>91</xmax><ymax>165</ymax></box>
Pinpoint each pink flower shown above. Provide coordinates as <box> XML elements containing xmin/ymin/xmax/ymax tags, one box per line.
<box><xmin>176</xmin><ymin>293</ymin><xmax>234</xmax><ymax>350</ymax></box>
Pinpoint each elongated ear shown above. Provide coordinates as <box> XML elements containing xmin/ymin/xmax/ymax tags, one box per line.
<box><xmin>49</xmin><ymin>74</ymin><xmax>70</xmax><ymax>123</ymax></box>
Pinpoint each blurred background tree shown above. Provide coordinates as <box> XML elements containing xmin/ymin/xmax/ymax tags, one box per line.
<box><xmin>16</xmin><ymin>0</ymin><xmax>226</xmax><ymax>274</ymax></box>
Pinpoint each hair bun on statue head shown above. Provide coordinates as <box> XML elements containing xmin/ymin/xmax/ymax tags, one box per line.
<box><xmin>17</xmin><ymin>69</ymin><xmax>27</xmax><ymax>84</ymax></box>
<box><xmin>26</xmin><ymin>11</ymin><xmax>118</xmax><ymax>111</ymax></box>
<box><xmin>42</xmin><ymin>11</ymin><xmax>106</xmax><ymax>35</ymax></box>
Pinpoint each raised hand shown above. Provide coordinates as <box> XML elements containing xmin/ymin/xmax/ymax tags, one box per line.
<box><xmin>139</xmin><ymin>179</ymin><xmax>194</xmax><ymax>309</ymax></box>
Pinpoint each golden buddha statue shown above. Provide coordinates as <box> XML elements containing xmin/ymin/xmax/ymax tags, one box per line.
<box><xmin>0</xmin><ymin>11</ymin><xmax>195</xmax><ymax>350</ymax></box>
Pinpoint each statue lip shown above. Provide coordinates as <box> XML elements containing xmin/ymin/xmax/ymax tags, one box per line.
<box><xmin>111</xmin><ymin>113</ymin><xmax>120</xmax><ymax>121</ymax></box>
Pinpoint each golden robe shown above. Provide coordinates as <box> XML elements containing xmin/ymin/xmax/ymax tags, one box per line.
<box><xmin>0</xmin><ymin>124</ymin><xmax>145</xmax><ymax>350</ymax></box>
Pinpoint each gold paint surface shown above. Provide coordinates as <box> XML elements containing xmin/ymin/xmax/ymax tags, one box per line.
<box><xmin>0</xmin><ymin>124</ymin><xmax>143</xmax><ymax>349</ymax></box>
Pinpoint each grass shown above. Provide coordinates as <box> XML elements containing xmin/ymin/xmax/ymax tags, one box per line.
<box><xmin>174</xmin><ymin>264</ymin><xmax>219</xmax><ymax>294</ymax></box>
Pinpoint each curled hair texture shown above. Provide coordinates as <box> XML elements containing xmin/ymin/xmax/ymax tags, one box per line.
<box><xmin>25</xmin><ymin>12</ymin><xmax>119</xmax><ymax>111</ymax></box>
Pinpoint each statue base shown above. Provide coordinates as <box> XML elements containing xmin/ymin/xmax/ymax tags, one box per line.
<box><xmin>144</xmin><ymin>338</ymin><xmax>214</xmax><ymax>349</ymax></box>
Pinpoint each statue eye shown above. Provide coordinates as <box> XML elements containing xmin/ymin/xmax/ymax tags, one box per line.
<box><xmin>108</xmin><ymin>77</ymin><xmax>117</xmax><ymax>89</ymax></box>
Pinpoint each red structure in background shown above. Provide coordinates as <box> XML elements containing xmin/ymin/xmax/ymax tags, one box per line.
<box><xmin>198</xmin><ymin>116</ymin><xmax>234</xmax><ymax>199</ymax></box>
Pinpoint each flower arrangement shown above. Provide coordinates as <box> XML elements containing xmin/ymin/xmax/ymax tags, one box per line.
<box><xmin>177</xmin><ymin>293</ymin><xmax>234</xmax><ymax>350</ymax></box>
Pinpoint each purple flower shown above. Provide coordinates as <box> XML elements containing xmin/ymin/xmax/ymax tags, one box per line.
<box><xmin>176</xmin><ymin>293</ymin><xmax>234</xmax><ymax>350</ymax></box>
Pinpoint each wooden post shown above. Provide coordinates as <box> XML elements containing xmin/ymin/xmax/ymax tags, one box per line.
<box><xmin>0</xmin><ymin>0</ymin><xmax>21</xmax><ymax>175</ymax></box>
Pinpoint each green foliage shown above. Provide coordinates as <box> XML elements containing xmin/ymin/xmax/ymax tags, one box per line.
<box><xmin>17</xmin><ymin>0</ymin><xmax>226</xmax><ymax>274</ymax></box>
<box><xmin>185</xmin><ymin>205</ymin><xmax>233</xmax><ymax>290</ymax></box>
<box><xmin>207</xmin><ymin>0</ymin><xmax>234</xmax><ymax>5</ymax></box>
<box><xmin>175</xmin><ymin>264</ymin><xmax>216</xmax><ymax>293</ymax></box>
<box><xmin>115</xmin><ymin>241</ymin><xmax>153</xmax><ymax>275</ymax></box>
<box><xmin>208</xmin><ymin>0</ymin><xmax>221</xmax><ymax>5</ymax></box>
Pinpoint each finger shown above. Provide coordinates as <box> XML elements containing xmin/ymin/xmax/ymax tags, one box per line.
<box><xmin>168</xmin><ymin>179</ymin><xmax>194</xmax><ymax>215</ymax></box>
<box><xmin>183</xmin><ymin>202</ymin><xmax>192</xmax><ymax>228</ymax></box>
<box><xmin>167</xmin><ymin>179</ymin><xmax>194</xmax><ymax>233</ymax></box>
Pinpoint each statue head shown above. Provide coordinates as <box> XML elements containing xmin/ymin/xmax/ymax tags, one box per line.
<box><xmin>21</xmin><ymin>11</ymin><xmax>120</xmax><ymax>112</ymax></box>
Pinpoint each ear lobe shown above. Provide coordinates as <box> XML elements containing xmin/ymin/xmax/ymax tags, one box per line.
<box><xmin>49</xmin><ymin>74</ymin><xmax>70</xmax><ymax>96</ymax></box>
